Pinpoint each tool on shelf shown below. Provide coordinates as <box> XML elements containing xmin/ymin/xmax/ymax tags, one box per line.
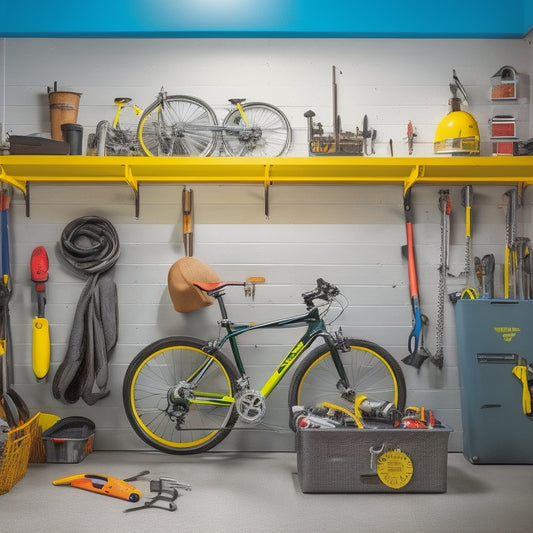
<box><xmin>304</xmin><ymin>66</ymin><xmax>364</xmax><ymax>156</ymax></box>
<box><xmin>434</xmin><ymin>69</ymin><xmax>480</xmax><ymax>156</ymax></box>
<box><xmin>31</xmin><ymin>246</ymin><xmax>50</xmax><ymax>381</ymax></box>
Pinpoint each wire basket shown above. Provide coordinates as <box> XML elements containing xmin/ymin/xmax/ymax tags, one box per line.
<box><xmin>0</xmin><ymin>413</ymin><xmax>41</xmax><ymax>495</ymax></box>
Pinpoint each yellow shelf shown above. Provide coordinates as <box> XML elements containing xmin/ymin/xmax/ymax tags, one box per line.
<box><xmin>1</xmin><ymin>155</ymin><xmax>532</xmax><ymax>216</ymax></box>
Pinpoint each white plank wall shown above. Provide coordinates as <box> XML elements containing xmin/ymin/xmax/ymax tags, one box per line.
<box><xmin>0</xmin><ymin>36</ymin><xmax>532</xmax><ymax>452</ymax></box>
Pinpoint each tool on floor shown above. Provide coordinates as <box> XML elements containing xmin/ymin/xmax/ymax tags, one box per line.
<box><xmin>182</xmin><ymin>186</ymin><xmax>193</xmax><ymax>257</ymax></box>
<box><xmin>304</xmin><ymin>66</ymin><xmax>364</xmax><ymax>155</ymax></box>
<box><xmin>0</xmin><ymin>188</ymin><xmax>29</xmax><ymax>425</ymax></box>
<box><xmin>53</xmin><ymin>471</ymin><xmax>147</xmax><ymax>502</ymax></box>
<box><xmin>31</xmin><ymin>246</ymin><xmax>50</xmax><ymax>381</ymax></box>
<box><xmin>401</xmin><ymin>187</ymin><xmax>433</xmax><ymax>369</ymax></box>
<box><xmin>125</xmin><ymin>477</ymin><xmax>192</xmax><ymax>513</ymax></box>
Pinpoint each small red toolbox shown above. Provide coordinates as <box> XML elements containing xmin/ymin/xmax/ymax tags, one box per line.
<box><xmin>492</xmin><ymin>141</ymin><xmax>518</xmax><ymax>156</ymax></box>
<box><xmin>490</xmin><ymin>116</ymin><xmax>517</xmax><ymax>138</ymax></box>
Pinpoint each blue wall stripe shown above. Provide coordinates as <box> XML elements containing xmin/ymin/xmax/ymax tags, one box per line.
<box><xmin>2</xmin><ymin>0</ymin><xmax>532</xmax><ymax>38</ymax></box>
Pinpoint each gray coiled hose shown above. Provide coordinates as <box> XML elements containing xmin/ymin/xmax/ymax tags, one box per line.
<box><xmin>53</xmin><ymin>216</ymin><xmax>120</xmax><ymax>405</ymax></box>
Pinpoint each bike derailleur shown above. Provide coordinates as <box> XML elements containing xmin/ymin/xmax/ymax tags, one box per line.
<box><xmin>166</xmin><ymin>383</ymin><xmax>191</xmax><ymax>428</ymax></box>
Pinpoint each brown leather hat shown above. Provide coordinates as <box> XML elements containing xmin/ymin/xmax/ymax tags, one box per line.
<box><xmin>168</xmin><ymin>257</ymin><xmax>220</xmax><ymax>312</ymax></box>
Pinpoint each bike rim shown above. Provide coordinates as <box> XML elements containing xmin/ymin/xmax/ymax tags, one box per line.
<box><xmin>138</xmin><ymin>98</ymin><xmax>217</xmax><ymax>157</ymax></box>
<box><xmin>222</xmin><ymin>104</ymin><xmax>291</xmax><ymax>157</ymax></box>
<box><xmin>128</xmin><ymin>345</ymin><xmax>235</xmax><ymax>450</ymax></box>
<box><xmin>296</xmin><ymin>346</ymin><xmax>401</xmax><ymax>408</ymax></box>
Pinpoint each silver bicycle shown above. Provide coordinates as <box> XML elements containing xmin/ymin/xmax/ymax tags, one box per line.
<box><xmin>89</xmin><ymin>89</ymin><xmax>292</xmax><ymax>157</ymax></box>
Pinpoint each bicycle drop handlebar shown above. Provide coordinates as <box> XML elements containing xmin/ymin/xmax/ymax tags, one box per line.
<box><xmin>302</xmin><ymin>278</ymin><xmax>340</xmax><ymax>309</ymax></box>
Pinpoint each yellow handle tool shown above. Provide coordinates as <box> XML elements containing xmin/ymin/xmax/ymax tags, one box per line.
<box><xmin>30</xmin><ymin>246</ymin><xmax>50</xmax><ymax>381</ymax></box>
<box><xmin>32</xmin><ymin>316</ymin><xmax>50</xmax><ymax>381</ymax></box>
<box><xmin>512</xmin><ymin>365</ymin><xmax>532</xmax><ymax>416</ymax></box>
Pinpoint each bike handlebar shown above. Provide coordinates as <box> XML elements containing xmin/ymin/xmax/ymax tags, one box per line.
<box><xmin>302</xmin><ymin>278</ymin><xmax>340</xmax><ymax>309</ymax></box>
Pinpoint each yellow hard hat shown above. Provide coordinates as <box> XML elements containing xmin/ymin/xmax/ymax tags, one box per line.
<box><xmin>434</xmin><ymin>110</ymin><xmax>480</xmax><ymax>155</ymax></box>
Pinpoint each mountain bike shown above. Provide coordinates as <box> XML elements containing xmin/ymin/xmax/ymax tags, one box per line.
<box><xmin>89</xmin><ymin>89</ymin><xmax>292</xmax><ymax>157</ymax></box>
<box><xmin>123</xmin><ymin>277</ymin><xmax>406</xmax><ymax>454</ymax></box>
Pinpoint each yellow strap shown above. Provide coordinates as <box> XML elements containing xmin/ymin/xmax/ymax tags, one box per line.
<box><xmin>512</xmin><ymin>366</ymin><xmax>532</xmax><ymax>415</ymax></box>
<box><xmin>319</xmin><ymin>401</ymin><xmax>364</xmax><ymax>429</ymax></box>
<box><xmin>504</xmin><ymin>246</ymin><xmax>510</xmax><ymax>299</ymax></box>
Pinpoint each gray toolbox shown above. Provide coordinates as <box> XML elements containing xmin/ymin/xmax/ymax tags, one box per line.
<box><xmin>296</xmin><ymin>425</ymin><xmax>451</xmax><ymax>493</ymax></box>
<box><xmin>455</xmin><ymin>299</ymin><xmax>533</xmax><ymax>463</ymax></box>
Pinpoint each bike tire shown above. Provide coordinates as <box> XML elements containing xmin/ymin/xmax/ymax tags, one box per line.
<box><xmin>288</xmin><ymin>338</ymin><xmax>406</xmax><ymax>423</ymax></box>
<box><xmin>123</xmin><ymin>336</ymin><xmax>239</xmax><ymax>454</ymax></box>
<box><xmin>222</xmin><ymin>102</ymin><xmax>292</xmax><ymax>157</ymax></box>
<box><xmin>137</xmin><ymin>95</ymin><xmax>218</xmax><ymax>157</ymax></box>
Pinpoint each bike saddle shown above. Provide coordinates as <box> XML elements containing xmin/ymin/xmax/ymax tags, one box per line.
<box><xmin>114</xmin><ymin>97</ymin><xmax>132</xmax><ymax>104</ymax></box>
<box><xmin>194</xmin><ymin>277</ymin><xmax>265</xmax><ymax>293</ymax></box>
<box><xmin>193</xmin><ymin>281</ymin><xmax>245</xmax><ymax>292</ymax></box>
<box><xmin>228</xmin><ymin>98</ymin><xmax>246</xmax><ymax>105</ymax></box>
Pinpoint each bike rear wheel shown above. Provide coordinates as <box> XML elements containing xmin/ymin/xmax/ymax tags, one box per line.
<box><xmin>123</xmin><ymin>336</ymin><xmax>239</xmax><ymax>454</ymax></box>
<box><xmin>137</xmin><ymin>95</ymin><xmax>218</xmax><ymax>157</ymax></box>
<box><xmin>288</xmin><ymin>338</ymin><xmax>406</xmax><ymax>421</ymax></box>
<box><xmin>222</xmin><ymin>102</ymin><xmax>292</xmax><ymax>157</ymax></box>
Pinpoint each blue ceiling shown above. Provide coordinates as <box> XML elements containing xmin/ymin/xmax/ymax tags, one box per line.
<box><xmin>2</xmin><ymin>0</ymin><xmax>532</xmax><ymax>38</ymax></box>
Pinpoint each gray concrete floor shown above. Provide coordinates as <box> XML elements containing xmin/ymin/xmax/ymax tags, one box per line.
<box><xmin>1</xmin><ymin>451</ymin><xmax>532</xmax><ymax>533</ymax></box>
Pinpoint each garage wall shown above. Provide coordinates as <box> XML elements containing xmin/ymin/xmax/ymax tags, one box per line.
<box><xmin>0</xmin><ymin>36</ymin><xmax>532</xmax><ymax>452</ymax></box>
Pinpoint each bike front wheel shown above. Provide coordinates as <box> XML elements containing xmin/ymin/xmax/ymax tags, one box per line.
<box><xmin>288</xmin><ymin>338</ymin><xmax>406</xmax><ymax>420</ymax></box>
<box><xmin>137</xmin><ymin>95</ymin><xmax>218</xmax><ymax>157</ymax></box>
<box><xmin>123</xmin><ymin>337</ymin><xmax>239</xmax><ymax>454</ymax></box>
<box><xmin>222</xmin><ymin>102</ymin><xmax>292</xmax><ymax>157</ymax></box>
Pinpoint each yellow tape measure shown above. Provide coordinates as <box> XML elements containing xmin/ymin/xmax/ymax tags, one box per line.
<box><xmin>376</xmin><ymin>449</ymin><xmax>414</xmax><ymax>489</ymax></box>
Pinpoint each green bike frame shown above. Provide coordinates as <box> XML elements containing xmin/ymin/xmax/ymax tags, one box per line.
<box><xmin>190</xmin><ymin>294</ymin><xmax>349</xmax><ymax>406</ymax></box>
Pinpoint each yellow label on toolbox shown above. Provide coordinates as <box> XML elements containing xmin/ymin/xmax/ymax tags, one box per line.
<box><xmin>376</xmin><ymin>449</ymin><xmax>414</xmax><ymax>489</ymax></box>
<box><xmin>494</xmin><ymin>326</ymin><xmax>520</xmax><ymax>342</ymax></box>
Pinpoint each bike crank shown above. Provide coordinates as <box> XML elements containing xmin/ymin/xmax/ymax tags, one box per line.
<box><xmin>235</xmin><ymin>390</ymin><xmax>266</xmax><ymax>423</ymax></box>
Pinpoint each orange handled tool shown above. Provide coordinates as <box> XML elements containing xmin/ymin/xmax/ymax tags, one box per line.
<box><xmin>53</xmin><ymin>473</ymin><xmax>143</xmax><ymax>502</ymax></box>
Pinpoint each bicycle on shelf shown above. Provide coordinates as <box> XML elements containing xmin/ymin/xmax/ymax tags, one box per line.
<box><xmin>88</xmin><ymin>89</ymin><xmax>292</xmax><ymax>157</ymax></box>
<box><xmin>123</xmin><ymin>277</ymin><xmax>406</xmax><ymax>454</ymax></box>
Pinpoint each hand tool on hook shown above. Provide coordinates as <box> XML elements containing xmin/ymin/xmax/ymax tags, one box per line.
<box><xmin>0</xmin><ymin>188</ymin><xmax>29</xmax><ymax>423</ymax></box>
<box><xmin>401</xmin><ymin>187</ymin><xmax>433</xmax><ymax>369</ymax></box>
<box><xmin>504</xmin><ymin>188</ymin><xmax>518</xmax><ymax>298</ymax></box>
<box><xmin>31</xmin><ymin>246</ymin><xmax>50</xmax><ymax>381</ymax></box>
<box><xmin>433</xmin><ymin>190</ymin><xmax>451</xmax><ymax>369</ymax></box>
<box><xmin>182</xmin><ymin>186</ymin><xmax>193</xmax><ymax>257</ymax></box>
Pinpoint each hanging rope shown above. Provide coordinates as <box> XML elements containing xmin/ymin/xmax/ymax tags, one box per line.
<box><xmin>52</xmin><ymin>216</ymin><xmax>120</xmax><ymax>405</ymax></box>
